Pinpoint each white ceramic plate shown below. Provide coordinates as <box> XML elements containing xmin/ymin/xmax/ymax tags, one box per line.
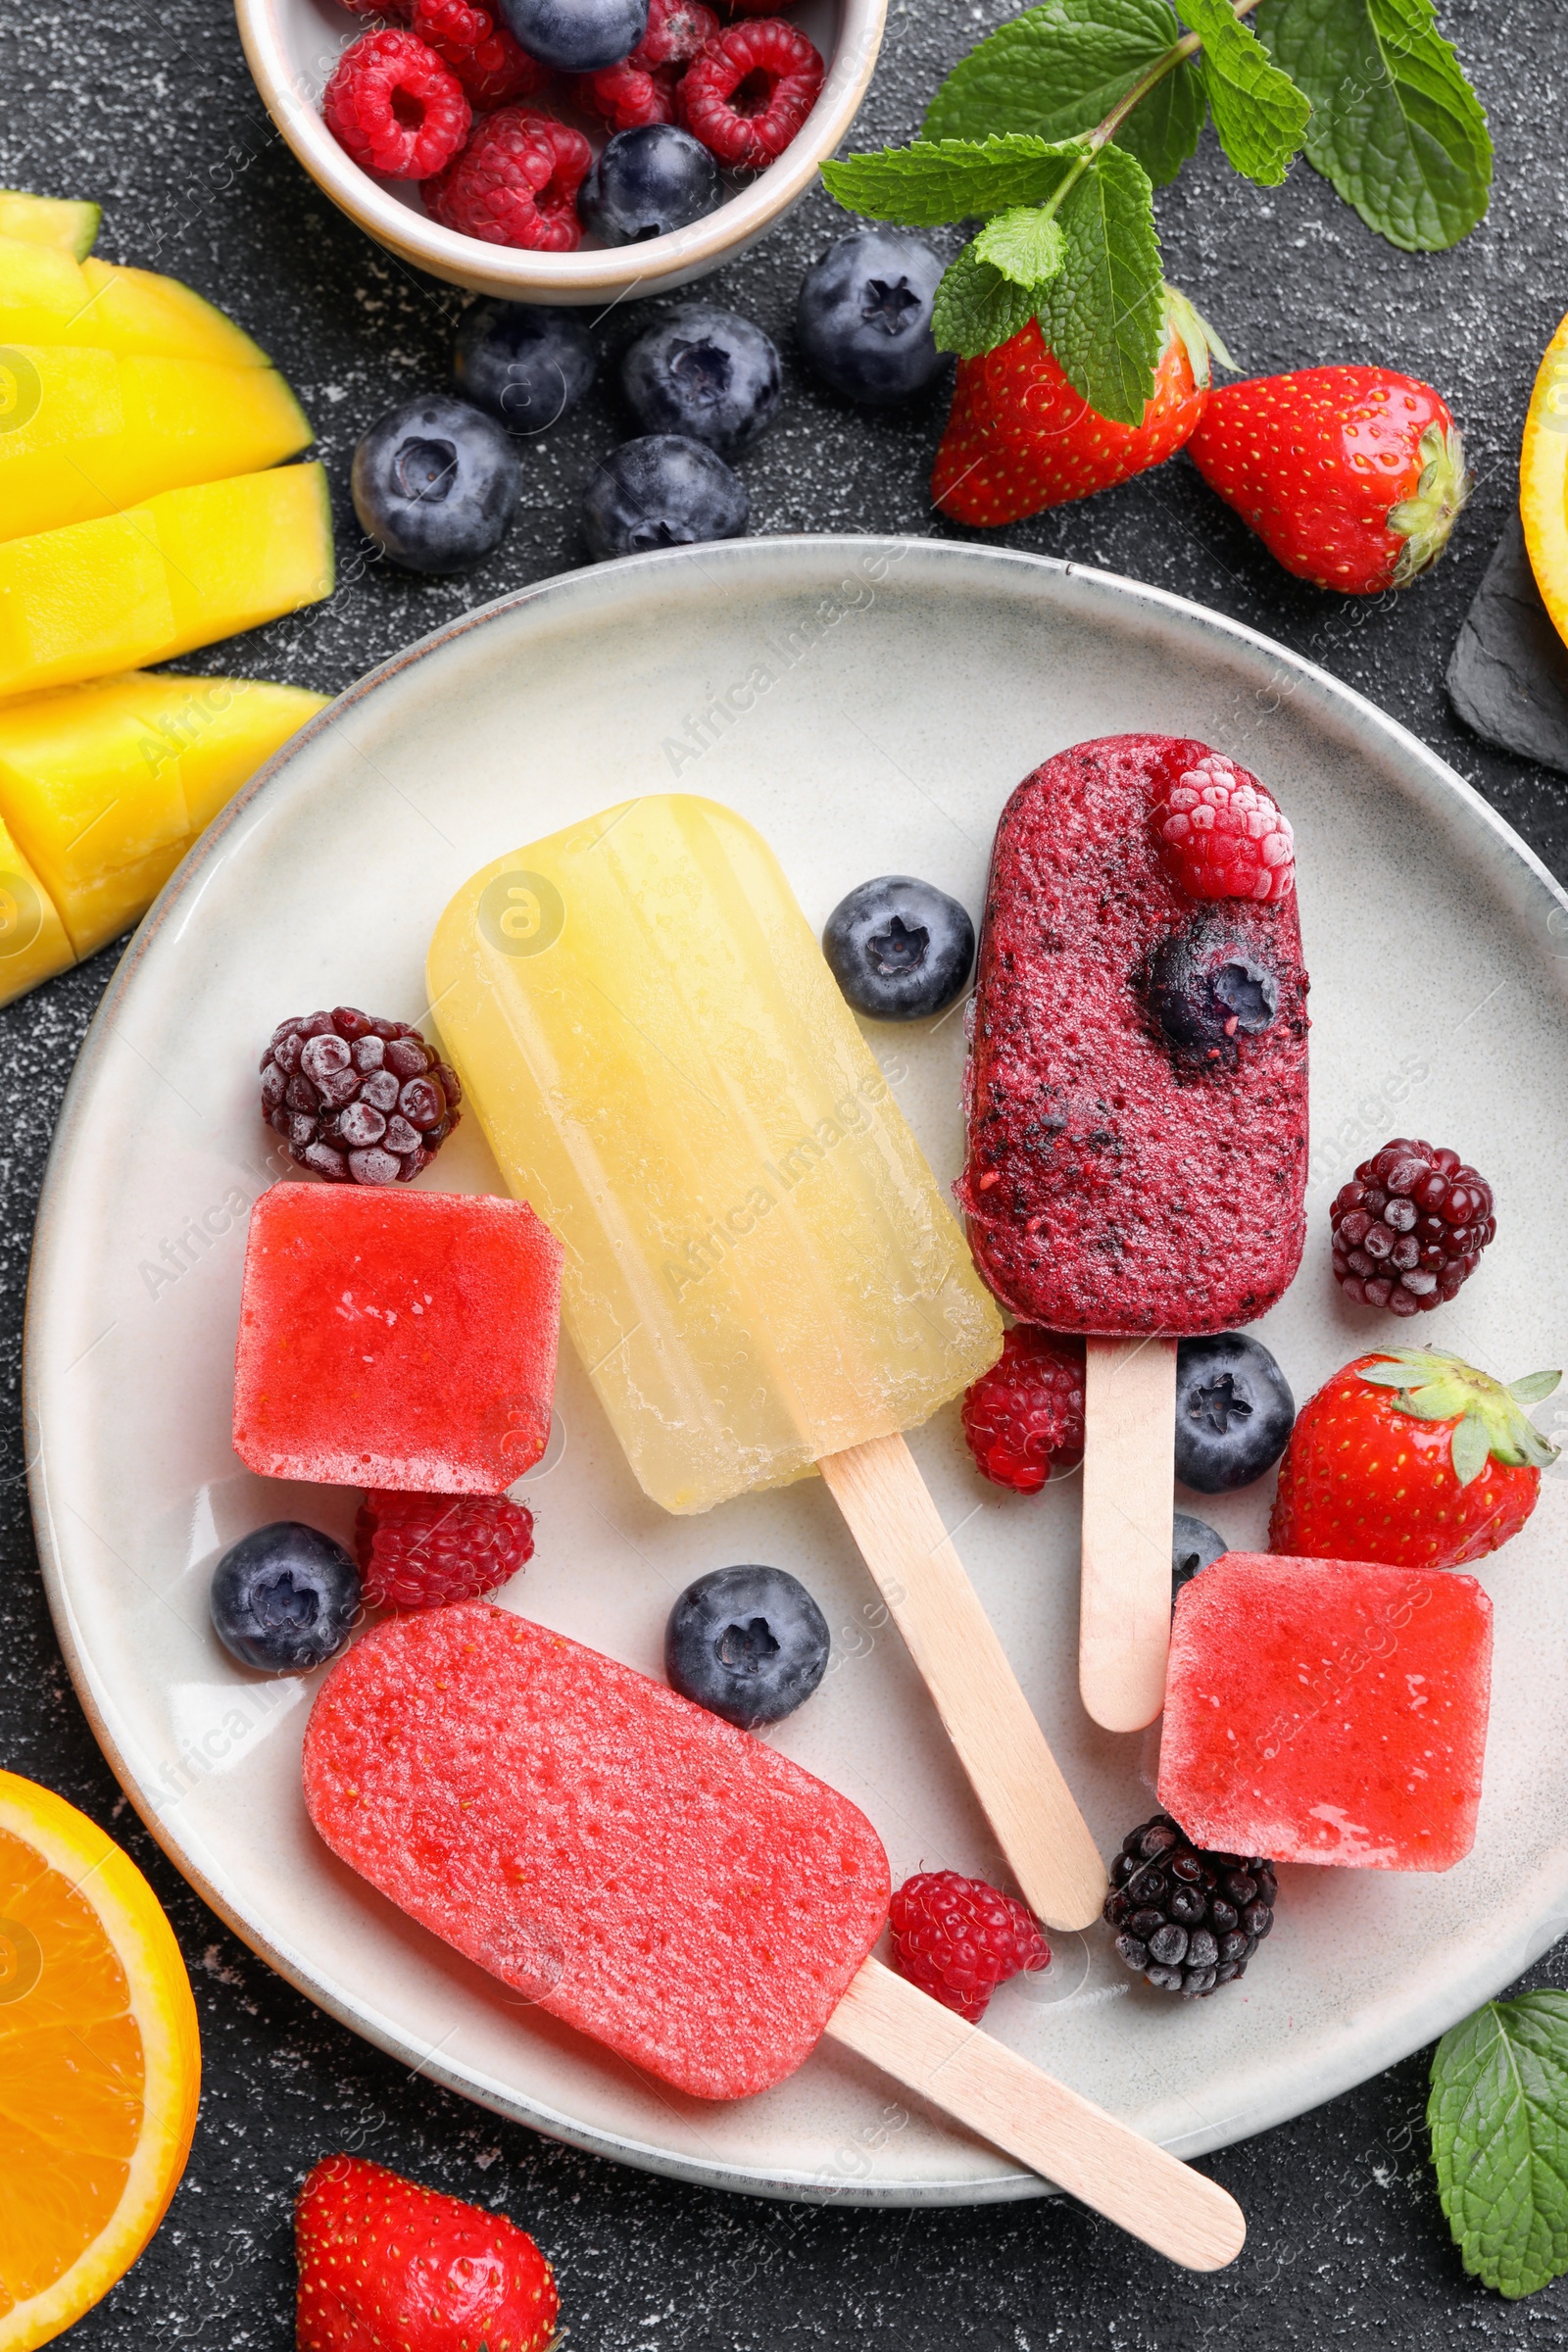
<box><xmin>28</xmin><ymin>537</ymin><xmax>1568</xmax><ymax>2206</ymax></box>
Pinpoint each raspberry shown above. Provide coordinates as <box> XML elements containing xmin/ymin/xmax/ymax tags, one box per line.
<box><xmin>568</xmin><ymin>58</ymin><xmax>679</xmax><ymax>130</ymax></box>
<box><xmin>425</xmin><ymin>106</ymin><xmax>592</xmax><ymax>248</ymax></box>
<box><xmin>961</xmin><ymin>1328</ymin><xmax>1086</xmax><ymax>1494</ymax></box>
<box><xmin>635</xmin><ymin>0</ymin><xmax>720</xmax><ymax>66</ymax></box>
<box><xmin>260</xmin><ymin>1006</ymin><xmax>462</xmax><ymax>1186</ymax></box>
<box><xmin>355</xmin><ymin>1490</ymin><xmax>535</xmax><ymax>1608</ymax></box>
<box><xmin>411</xmin><ymin>0</ymin><xmax>550</xmax><ymax>105</ymax></box>
<box><xmin>1331</xmin><ymin>1138</ymin><xmax>1495</xmax><ymax>1314</ymax></box>
<box><xmin>888</xmin><ymin>1871</ymin><xmax>1050</xmax><ymax>2023</ymax></box>
<box><xmin>678</xmin><ymin>20</ymin><xmax>823</xmax><ymax>168</ymax></box>
<box><xmin>1151</xmin><ymin>751</ymin><xmax>1296</xmax><ymax>906</ymax></box>
<box><xmin>322</xmin><ymin>29</ymin><xmax>471</xmax><ymax>180</ymax></box>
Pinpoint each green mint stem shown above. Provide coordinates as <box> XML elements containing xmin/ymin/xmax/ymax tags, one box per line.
<box><xmin>1092</xmin><ymin>0</ymin><xmax>1265</xmax><ymax>151</ymax></box>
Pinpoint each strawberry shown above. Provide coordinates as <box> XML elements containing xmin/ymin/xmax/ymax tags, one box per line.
<box><xmin>296</xmin><ymin>2153</ymin><xmax>559</xmax><ymax>2352</ymax></box>
<box><xmin>1268</xmin><ymin>1348</ymin><xmax>1560</xmax><ymax>1571</ymax></box>
<box><xmin>1187</xmin><ymin>364</ymin><xmax>1470</xmax><ymax>593</ymax></box>
<box><xmin>931</xmin><ymin>288</ymin><xmax>1225</xmax><ymax>527</ymax></box>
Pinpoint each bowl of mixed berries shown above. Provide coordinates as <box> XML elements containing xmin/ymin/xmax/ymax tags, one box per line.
<box><xmin>236</xmin><ymin>0</ymin><xmax>884</xmax><ymax>300</ymax></box>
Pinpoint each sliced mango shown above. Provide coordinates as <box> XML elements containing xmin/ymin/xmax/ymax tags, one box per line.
<box><xmin>0</xmin><ymin>237</ymin><xmax>270</xmax><ymax>367</ymax></box>
<box><xmin>0</xmin><ymin>190</ymin><xmax>100</xmax><ymax>260</ymax></box>
<box><xmin>0</xmin><ymin>811</ymin><xmax>74</xmax><ymax>1003</ymax></box>
<box><xmin>0</xmin><ymin>347</ymin><xmax>313</xmax><ymax>541</ymax></box>
<box><xmin>0</xmin><ymin>464</ymin><xmax>335</xmax><ymax>699</ymax></box>
<box><xmin>0</xmin><ymin>672</ymin><xmax>327</xmax><ymax>957</ymax></box>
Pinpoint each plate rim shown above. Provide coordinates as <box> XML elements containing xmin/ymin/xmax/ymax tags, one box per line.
<box><xmin>25</xmin><ymin>533</ymin><xmax>1568</xmax><ymax>2206</ymax></box>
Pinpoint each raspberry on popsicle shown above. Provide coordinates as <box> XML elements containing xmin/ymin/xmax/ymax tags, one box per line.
<box><xmin>958</xmin><ymin>737</ymin><xmax>1309</xmax><ymax>1734</ymax></box>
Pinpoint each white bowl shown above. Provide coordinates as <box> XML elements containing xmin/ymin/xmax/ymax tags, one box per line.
<box><xmin>234</xmin><ymin>0</ymin><xmax>887</xmax><ymax>304</ymax></box>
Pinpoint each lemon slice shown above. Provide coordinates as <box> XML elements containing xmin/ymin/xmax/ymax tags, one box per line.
<box><xmin>1520</xmin><ymin>306</ymin><xmax>1568</xmax><ymax>645</ymax></box>
<box><xmin>0</xmin><ymin>1771</ymin><xmax>199</xmax><ymax>2350</ymax></box>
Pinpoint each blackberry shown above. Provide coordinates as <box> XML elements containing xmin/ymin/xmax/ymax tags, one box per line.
<box><xmin>261</xmin><ymin>1007</ymin><xmax>462</xmax><ymax>1186</ymax></box>
<box><xmin>1331</xmin><ymin>1138</ymin><xmax>1494</xmax><ymax>1314</ymax></box>
<box><xmin>1103</xmin><ymin>1813</ymin><xmax>1276</xmax><ymax>1997</ymax></box>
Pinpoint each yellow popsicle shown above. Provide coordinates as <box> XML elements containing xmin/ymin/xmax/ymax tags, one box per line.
<box><xmin>427</xmin><ymin>794</ymin><xmax>1003</xmax><ymax>1514</ymax></box>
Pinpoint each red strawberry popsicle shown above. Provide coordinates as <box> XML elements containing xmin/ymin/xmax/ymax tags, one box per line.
<box><xmin>957</xmin><ymin>735</ymin><xmax>1308</xmax><ymax>1733</ymax></box>
<box><xmin>304</xmin><ymin>1604</ymin><xmax>1244</xmax><ymax>2270</ymax></box>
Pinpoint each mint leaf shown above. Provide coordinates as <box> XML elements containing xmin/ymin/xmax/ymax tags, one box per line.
<box><xmin>821</xmin><ymin>135</ymin><xmax>1087</xmax><ymax>227</ymax></box>
<box><xmin>1037</xmin><ymin>144</ymin><xmax>1162</xmax><ymax>424</ymax></box>
<box><xmin>973</xmin><ymin>208</ymin><xmax>1067</xmax><ymax>287</ymax></box>
<box><xmin>923</xmin><ymin>0</ymin><xmax>1203</xmax><ymax>187</ymax></box>
<box><xmin>1429</xmin><ymin>1992</ymin><xmax>1568</xmax><ymax>2298</ymax></box>
<box><xmin>1186</xmin><ymin>0</ymin><xmax>1309</xmax><ymax>185</ymax></box>
<box><xmin>1255</xmin><ymin>0</ymin><xmax>1491</xmax><ymax>251</ymax></box>
<box><xmin>931</xmin><ymin>244</ymin><xmax>1045</xmax><ymax>359</ymax></box>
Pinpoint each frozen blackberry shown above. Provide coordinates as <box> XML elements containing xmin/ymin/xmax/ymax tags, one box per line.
<box><xmin>1103</xmin><ymin>1813</ymin><xmax>1277</xmax><ymax>1997</ymax></box>
<box><xmin>261</xmin><ymin>1006</ymin><xmax>462</xmax><ymax>1186</ymax></box>
<box><xmin>1331</xmin><ymin>1138</ymin><xmax>1495</xmax><ymax>1313</ymax></box>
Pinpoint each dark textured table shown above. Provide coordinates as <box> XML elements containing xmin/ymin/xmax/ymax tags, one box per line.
<box><xmin>4</xmin><ymin>2</ymin><xmax>1568</xmax><ymax>2343</ymax></box>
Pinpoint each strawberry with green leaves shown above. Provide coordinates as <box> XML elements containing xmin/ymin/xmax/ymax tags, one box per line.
<box><xmin>933</xmin><ymin>287</ymin><xmax>1225</xmax><ymax>525</ymax></box>
<box><xmin>1188</xmin><ymin>365</ymin><xmax>1470</xmax><ymax>591</ymax></box>
<box><xmin>1269</xmin><ymin>1349</ymin><xmax>1560</xmax><ymax>1571</ymax></box>
<box><xmin>296</xmin><ymin>2152</ymin><xmax>559</xmax><ymax>2352</ymax></box>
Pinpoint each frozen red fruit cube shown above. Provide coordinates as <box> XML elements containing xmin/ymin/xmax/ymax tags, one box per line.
<box><xmin>1157</xmin><ymin>1553</ymin><xmax>1492</xmax><ymax>1871</ymax></box>
<box><xmin>232</xmin><ymin>1183</ymin><xmax>563</xmax><ymax>1493</ymax></box>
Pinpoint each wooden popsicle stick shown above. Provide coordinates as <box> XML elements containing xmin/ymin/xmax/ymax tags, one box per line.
<box><xmin>1080</xmin><ymin>1337</ymin><xmax>1178</xmax><ymax>1734</ymax></box>
<box><xmin>818</xmin><ymin>1432</ymin><xmax>1105</xmax><ymax>1932</ymax></box>
<box><xmin>825</xmin><ymin>1956</ymin><xmax>1245</xmax><ymax>2272</ymax></box>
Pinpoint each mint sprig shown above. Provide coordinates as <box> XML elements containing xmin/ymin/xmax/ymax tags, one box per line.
<box><xmin>1430</xmin><ymin>1992</ymin><xmax>1568</xmax><ymax>2299</ymax></box>
<box><xmin>821</xmin><ymin>0</ymin><xmax>1489</xmax><ymax>416</ymax></box>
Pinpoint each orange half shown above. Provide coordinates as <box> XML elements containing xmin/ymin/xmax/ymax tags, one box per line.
<box><xmin>1520</xmin><ymin>305</ymin><xmax>1568</xmax><ymax>646</ymax></box>
<box><xmin>0</xmin><ymin>1770</ymin><xmax>200</xmax><ymax>2350</ymax></box>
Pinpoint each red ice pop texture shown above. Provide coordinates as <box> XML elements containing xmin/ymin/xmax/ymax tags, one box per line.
<box><xmin>957</xmin><ymin>735</ymin><xmax>1309</xmax><ymax>1334</ymax></box>
<box><xmin>303</xmin><ymin>1605</ymin><xmax>892</xmax><ymax>2098</ymax></box>
<box><xmin>1158</xmin><ymin>1554</ymin><xmax>1492</xmax><ymax>1870</ymax></box>
<box><xmin>232</xmin><ymin>1183</ymin><xmax>562</xmax><ymax>1492</ymax></box>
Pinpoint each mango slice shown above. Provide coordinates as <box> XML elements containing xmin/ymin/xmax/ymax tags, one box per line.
<box><xmin>0</xmin><ymin>812</ymin><xmax>74</xmax><ymax>1004</ymax></box>
<box><xmin>0</xmin><ymin>190</ymin><xmax>100</xmax><ymax>260</ymax></box>
<box><xmin>0</xmin><ymin>465</ymin><xmax>335</xmax><ymax>700</ymax></box>
<box><xmin>0</xmin><ymin>237</ymin><xmax>270</xmax><ymax>368</ymax></box>
<box><xmin>0</xmin><ymin>671</ymin><xmax>328</xmax><ymax>958</ymax></box>
<box><xmin>0</xmin><ymin>347</ymin><xmax>313</xmax><ymax>541</ymax></box>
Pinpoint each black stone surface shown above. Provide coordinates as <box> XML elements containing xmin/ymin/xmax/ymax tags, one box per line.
<box><xmin>3</xmin><ymin>2</ymin><xmax>1568</xmax><ymax>2344</ymax></box>
<box><xmin>1448</xmin><ymin>511</ymin><xmax>1568</xmax><ymax>773</ymax></box>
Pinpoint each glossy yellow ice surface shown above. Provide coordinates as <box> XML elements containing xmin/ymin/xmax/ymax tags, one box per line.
<box><xmin>0</xmin><ymin>671</ymin><xmax>328</xmax><ymax>957</ymax></box>
<box><xmin>0</xmin><ymin>465</ymin><xmax>334</xmax><ymax>699</ymax></box>
<box><xmin>0</xmin><ymin>346</ymin><xmax>313</xmax><ymax>542</ymax></box>
<box><xmin>428</xmin><ymin>794</ymin><xmax>1003</xmax><ymax>1514</ymax></box>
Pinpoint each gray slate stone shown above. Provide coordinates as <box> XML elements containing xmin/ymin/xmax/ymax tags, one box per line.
<box><xmin>1447</xmin><ymin>511</ymin><xmax>1568</xmax><ymax>774</ymax></box>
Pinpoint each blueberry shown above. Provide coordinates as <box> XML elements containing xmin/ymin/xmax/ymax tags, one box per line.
<box><xmin>665</xmin><ymin>1564</ymin><xmax>831</xmax><ymax>1729</ymax></box>
<box><xmin>621</xmin><ymin>305</ymin><xmax>780</xmax><ymax>458</ymax></box>
<box><xmin>454</xmin><ymin>303</ymin><xmax>597</xmax><ymax>434</ymax></box>
<box><xmin>211</xmin><ymin>1523</ymin><xmax>360</xmax><ymax>1674</ymax></box>
<box><xmin>796</xmin><ymin>229</ymin><xmax>946</xmax><ymax>407</ymax></box>
<box><xmin>822</xmin><ymin>875</ymin><xmax>975</xmax><ymax>1020</ymax></box>
<box><xmin>1145</xmin><ymin>916</ymin><xmax>1280</xmax><ymax>1066</ymax></box>
<box><xmin>1174</xmin><ymin>1334</ymin><xmax>1296</xmax><ymax>1494</ymax></box>
<box><xmin>352</xmin><ymin>394</ymin><xmax>520</xmax><ymax>576</ymax></box>
<box><xmin>496</xmin><ymin>0</ymin><xmax>647</xmax><ymax>71</ymax></box>
<box><xmin>582</xmin><ymin>433</ymin><xmax>748</xmax><ymax>560</ymax></box>
<box><xmin>580</xmin><ymin>126</ymin><xmax>722</xmax><ymax>246</ymax></box>
<box><xmin>1172</xmin><ymin>1510</ymin><xmax>1228</xmax><ymax>1595</ymax></box>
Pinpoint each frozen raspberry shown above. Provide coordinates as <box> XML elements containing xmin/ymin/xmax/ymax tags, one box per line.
<box><xmin>678</xmin><ymin>19</ymin><xmax>823</xmax><ymax>168</ymax></box>
<box><xmin>261</xmin><ymin>1006</ymin><xmax>462</xmax><ymax>1186</ymax></box>
<box><xmin>961</xmin><ymin>1328</ymin><xmax>1086</xmax><ymax>1494</ymax></box>
<box><xmin>1331</xmin><ymin>1138</ymin><xmax>1495</xmax><ymax>1314</ymax></box>
<box><xmin>635</xmin><ymin>0</ymin><xmax>720</xmax><ymax>66</ymax></box>
<box><xmin>889</xmin><ymin>1871</ymin><xmax>1050</xmax><ymax>2023</ymax></box>
<box><xmin>425</xmin><ymin>106</ymin><xmax>592</xmax><ymax>248</ymax></box>
<box><xmin>322</xmin><ymin>29</ymin><xmax>471</xmax><ymax>180</ymax></box>
<box><xmin>1151</xmin><ymin>751</ymin><xmax>1296</xmax><ymax>906</ymax></box>
<box><xmin>412</xmin><ymin>0</ymin><xmax>550</xmax><ymax>105</ymax></box>
<box><xmin>568</xmin><ymin>57</ymin><xmax>678</xmax><ymax>129</ymax></box>
<box><xmin>355</xmin><ymin>1490</ymin><xmax>535</xmax><ymax>1608</ymax></box>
